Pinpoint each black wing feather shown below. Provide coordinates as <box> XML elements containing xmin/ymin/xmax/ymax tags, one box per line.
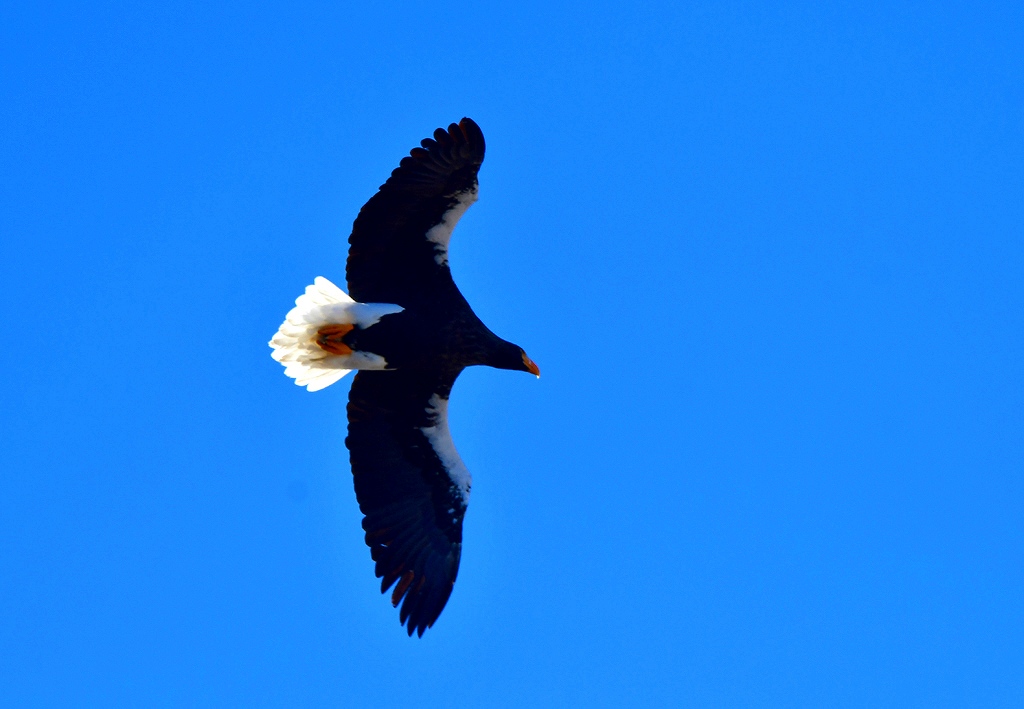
<box><xmin>346</xmin><ymin>118</ymin><xmax>485</xmax><ymax>306</ymax></box>
<box><xmin>346</xmin><ymin>369</ymin><xmax>468</xmax><ymax>636</ymax></box>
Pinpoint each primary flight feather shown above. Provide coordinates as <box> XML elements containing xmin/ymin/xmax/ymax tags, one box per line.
<box><xmin>270</xmin><ymin>118</ymin><xmax>539</xmax><ymax>636</ymax></box>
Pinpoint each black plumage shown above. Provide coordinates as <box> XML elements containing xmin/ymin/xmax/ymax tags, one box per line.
<box><xmin>346</xmin><ymin>119</ymin><xmax>486</xmax><ymax>306</ymax></box>
<box><xmin>338</xmin><ymin>119</ymin><xmax>538</xmax><ymax>636</ymax></box>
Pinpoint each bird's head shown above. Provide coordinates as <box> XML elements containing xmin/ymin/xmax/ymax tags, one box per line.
<box><xmin>488</xmin><ymin>339</ymin><xmax>540</xmax><ymax>378</ymax></box>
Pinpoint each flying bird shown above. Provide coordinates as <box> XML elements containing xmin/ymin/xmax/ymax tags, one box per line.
<box><xmin>269</xmin><ymin>118</ymin><xmax>539</xmax><ymax>636</ymax></box>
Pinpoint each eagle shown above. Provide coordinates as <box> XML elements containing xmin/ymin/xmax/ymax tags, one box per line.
<box><xmin>269</xmin><ymin>118</ymin><xmax>539</xmax><ymax>636</ymax></box>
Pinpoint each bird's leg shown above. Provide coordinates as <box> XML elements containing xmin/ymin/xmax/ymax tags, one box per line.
<box><xmin>316</xmin><ymin>324</ymin><xmax>355</xmax><ymax>355</ymax></box>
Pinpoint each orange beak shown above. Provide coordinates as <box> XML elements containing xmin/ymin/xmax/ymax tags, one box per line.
<box><xmin>522</xmin><ymin>352</ymin><xmax>541</xmax><ymax>378</ymax></box>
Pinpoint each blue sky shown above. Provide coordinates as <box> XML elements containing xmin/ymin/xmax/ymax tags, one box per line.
<box><xmin>1</xmin><ymin>1</ymin><xmax>1022</xmax><ymax>706</ymax></box>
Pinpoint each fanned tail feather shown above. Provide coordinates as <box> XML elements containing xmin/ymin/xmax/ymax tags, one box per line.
<box><xmin>269</xmin><ymin>277</ymin><xmax>402</xmax><ymax>392</ymax></box>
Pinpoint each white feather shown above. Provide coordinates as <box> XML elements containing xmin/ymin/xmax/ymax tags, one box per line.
<box><xmin>420</xmin><ymin>394</ymin><xmax>472</xmax><ymax>502</ymax></box>
<box><xmin>268</xmin><ymin>277</ymin><xmax>403</xmax><ymax>392</ymax></box>
<box><xmin>425</xmin><ymin>187</ymin><xmax>478</xmax><ymax>266</ymax></box>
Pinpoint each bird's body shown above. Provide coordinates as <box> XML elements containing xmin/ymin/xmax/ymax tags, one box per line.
<box><xmin>270</xmin><ymin>118</ymin><xmax>538</xmax><ymax>636</ymax></box>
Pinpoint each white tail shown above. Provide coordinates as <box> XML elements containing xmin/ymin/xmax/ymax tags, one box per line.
<box><xmin>269</xmin><ymin>277</ymin><xmax>403</xmax><ymax>392</ymax></box>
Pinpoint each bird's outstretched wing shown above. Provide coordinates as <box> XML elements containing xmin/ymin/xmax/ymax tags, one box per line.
<box><xmin>346</xmin><ymin>369</ymin><xmax>470</xmax><ymax>636</ymax></box>
<box><xmin>346</xmin><ymin>118</ymin><xmax>485</xmax><ymax>306</ymax></box>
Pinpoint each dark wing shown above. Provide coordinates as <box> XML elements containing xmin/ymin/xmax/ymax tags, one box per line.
<box><xmin>346</xmin><ymin>118</ymin><xmax>485</xmax><ymax>306</ymax></box>
<box><xmin>346</xmin><ymin>368</ymin><xmax>470</xmax><ymax>636</ymax></box>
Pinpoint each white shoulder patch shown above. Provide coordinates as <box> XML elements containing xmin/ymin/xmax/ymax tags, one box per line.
<box><xmin>425</xmin><ymin>186</ymin><xmax>478</xmax><ymax>266</ymax></box>
<box><xmin>420</xmin><ymin>394</ymin><xmax>472</xmax><ymax>502</ymax></box>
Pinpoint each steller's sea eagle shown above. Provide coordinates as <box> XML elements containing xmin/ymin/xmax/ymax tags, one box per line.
<box><xmin>270</xmin><ymin>118</ymin><xmax>539</xmax><ymax>636</ymax></box>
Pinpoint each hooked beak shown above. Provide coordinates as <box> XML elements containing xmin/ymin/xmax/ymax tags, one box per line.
<box><xmin>522</xmin><ymin>352</ymin><xmax>541</xmax><ymax>378</ymax></box>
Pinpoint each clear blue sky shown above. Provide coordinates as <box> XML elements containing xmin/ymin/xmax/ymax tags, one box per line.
<box><xmin>2</xmin><ymin>2</ymin><xmax>1022</xmax><ymax>706</ymax></box>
